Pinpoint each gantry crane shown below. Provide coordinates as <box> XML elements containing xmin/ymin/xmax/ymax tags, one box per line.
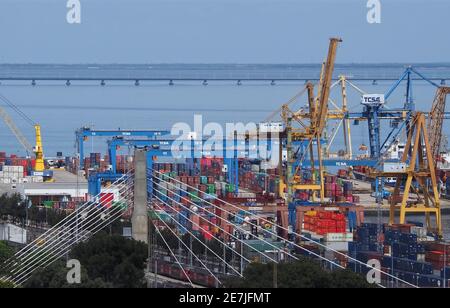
<box><xmin>375</xmin><ymin>112</ymin><xmax>442</xmax><ymax>236</ymax></box>
<box><xmin>372</xmin><ymin>87</ymin><xmax>449</xmax><ymax>237</ymax></box>
<box><xmin>0</xmin><ymin>94</ymin><xmax>51</xmax><ymax>177</ymax></box>
<box><xmin>279</xmin><ymin>38</ymin><xmax>342</xmax><ymax>203</ymax></box>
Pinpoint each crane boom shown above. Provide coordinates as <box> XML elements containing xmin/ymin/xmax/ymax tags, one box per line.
<box><xmin>315</xmin><ymin>38</ymin><xmax>342</xmax><ymax>135</ymax></box>
<box><xmin>427</xmin><ymin>86</ymin><xmax>450</xmax><ymax>160</ymax></box>
<box><xmin>0</xmin><ymin>106</ymin><xmax>34</xmax><ymax>154</ymax></box>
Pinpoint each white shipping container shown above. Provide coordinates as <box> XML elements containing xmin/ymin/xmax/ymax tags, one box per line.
<box><xmin>417</xmin><ymin>254</ymin><xmax>426</xmax><ymax>262</ymax></box>
<box><xmin>259</xmin><ymin>122</ymin><xmax>284</xmax><ymax>133</ymax></box>
<box><xmin>383</xmin><ymin>162</ymin><xmax>407</xmax><ymax>173</ymax></box>
<box><xmin>411</xmin><ymin>226</ymin><xmax>427</xmax><ymax>239</ymax></box>
<box><xmin>251</xmin><ymin>164</ymin><xmax>260</xmax><ymax>172</ymax></box>
<box><xmin>325</xmin><ymin>233</ymin><xmax>344</xmax><ymax>242</ymax></box>
<box><xmin>32</xmin><ymin>176</ymin><xmax>44</xmax><ymax>183</ymax></box>
<box><xmin>345</xmin><ymin>232</ymin><xmax>354</xmax><ymax>241</ymax></box>
<box><xmin>324</xmin><ymin>241</ymin><xmax>349</xmax><ymax>251</ymax></box>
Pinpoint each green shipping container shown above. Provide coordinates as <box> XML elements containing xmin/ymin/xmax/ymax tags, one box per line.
<box><xmin>188</xmin><ymin>191</ymin><xmax>201</xmax><ymax>202</ymax></box>
<box><xmin>112</xmin><ymin>201</ymin><xmax>128</xmax><ymax>210</ymax></box>
<box><xmin>244</xmin><ymin>240</ymin><xmax>284</xmax><ymax>252</ymax></box>
<box><xmin>43</xmin><ymin>201</ymin><xmax>53</xmax><ymax>208</ymax></box>
<box><xmin>207</xmin><ymin>184</ymin><xmax>216</xmax><ymax>194</ymax></box>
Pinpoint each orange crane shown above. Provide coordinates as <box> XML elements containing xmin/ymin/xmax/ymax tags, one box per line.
<box><xmin>279</xmin><ymin>38</ymin><xmax>341</xmax><ymax>202</ymax></box>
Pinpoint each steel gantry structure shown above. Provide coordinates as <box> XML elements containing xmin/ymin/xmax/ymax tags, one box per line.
<box><xmin>75</xmin><ymin>127</ymin><xmax>171</xmax><ymax>169</ymax></box>
<box><xmin>87</xmin><ymin>134</ymin><xmax>283</xmax><ymax>197</ymax></box>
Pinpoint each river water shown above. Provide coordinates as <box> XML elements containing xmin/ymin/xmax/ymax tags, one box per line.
<box><xmin>1</xmin><ymin>63</ymin><xmax>450</xmax><ymax>236</ymax></box>
<box><xmin>0</xmin><ymin>63</ymin><xmax>448</xmax><ymax>157</ymax></box>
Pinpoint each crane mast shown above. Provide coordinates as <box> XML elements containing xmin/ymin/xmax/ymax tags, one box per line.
<box><xmin>33</xmin><ymin>124</ymin><xmax>45</xmax><ymax>172</ymax></box>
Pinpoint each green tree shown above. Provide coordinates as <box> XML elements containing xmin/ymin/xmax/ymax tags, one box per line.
<box><xmin>0</xmin><ymin>241</ymin><xmax>15</xmax><ymax>288</ymax></box>
<box><xmin>24</xmin><ymin>261</ymin><xmax>113</xmax><ymax>288</ymax></box>
<box><xmin>0</xmin><ymin>241</ymin><xmax>13</xmax><ymax>264</ymax></box>
<box><xmin>0</xmin><ymin>280</ymin><xmax>15</xmax><ymax>288</ymax></box>
<box><xmin>225</xmin><ymin>257</ymin><xmax>374</xmax><ymax>288</ymax></box>
<box><xmin>70</xmin><ymin>233</ymin><xmax>147</xmax><ymax>288</ymax></box>
<box><xmin>24</xmin><ymin>234</ymin><xmax>147</xmax><ymax>288</ymax></box>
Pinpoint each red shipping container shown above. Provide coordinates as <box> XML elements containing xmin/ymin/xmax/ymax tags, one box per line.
<box><xmin>331</xmin><ymin>213</ymin><xmax>345</xmax><ymax>220</ymax></box>
<box><xmin>423</xmin><ymin>242</ymin><xmax>450</xmax><ymax>255</ymax></box>
<box><xmin>318</xmin><ymin>211</ymin><xmax>332</xmax><ymax>219</ymax></box>
<box><xmin>99</xmin><ymin>193</ymin><xmax>114</xmax><ymax>208</ymax></box>
<box><xmin>192</xmin><ymin>215</ymin><xmax>200</xmax><ymax>231</ymax></box>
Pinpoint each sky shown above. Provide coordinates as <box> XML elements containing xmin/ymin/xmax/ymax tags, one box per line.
<box><xmin>0</xmin><ymin>0</ymin><xmax>448</xmax><ymax>64</ymax></box>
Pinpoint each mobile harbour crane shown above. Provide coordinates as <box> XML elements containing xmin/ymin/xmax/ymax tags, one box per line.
<box><xmin>0</xmin><ymin>93</ymin><xmax>53</xmax><ymax>179</ymax></box>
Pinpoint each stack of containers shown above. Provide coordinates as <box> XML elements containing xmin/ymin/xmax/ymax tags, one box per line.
<box><xmin>323</xmin><ymin>175</ymin><xmax>358</xmax><ymax>203</ymax></box>
<box><xmin>0</xmin><ymin>165</ymin><xmax>24</xmax><ymax>183</ymax></box>
<box><xmin>89</xmin><ymin>153</ymin><xmax>101</xmax><ymax>169</ymax></box>
<box><xmin>0</xmin><ymin>152</ymin><xmax>6</xmax><ymax>165</ymax></box>
<box><xmin>382</xmin><ymin>227</ymin><xmax>439</xmax><ymax>287</ymax></box>
<box><xmin>303</xmin><ymin>210</ymin><xmax>347</xmax><ymax>235</ymax></box>
<box><xmin>423</xmin><ymin>242</ymin><xmax>450</xmax><ymax>272</ymax></box>
<box><xmin>348</xmin><ymin>223</ymin><xmax>444</xmax><ymax>287</ymax></box>
<box><xmin>342</xmin><ymin>180</ymin><xmax>354</xmax><ymax>202</ymax></box>
<box><xmin>337</xmin><ymin>169</ymin><xmax>349</xmax><ymax>178</ymax></box>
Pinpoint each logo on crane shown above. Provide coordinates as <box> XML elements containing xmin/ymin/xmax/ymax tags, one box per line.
<box><xmin>361</xmin><ymin>94</ymin><xmax>385</xmax><ymax>106</ymax></box>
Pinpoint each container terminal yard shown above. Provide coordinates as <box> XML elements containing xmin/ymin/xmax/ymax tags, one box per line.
<box><xmin>0</xmin><ymin>36</ymin><xmax>450</xmax><ymax>289</ymax></box>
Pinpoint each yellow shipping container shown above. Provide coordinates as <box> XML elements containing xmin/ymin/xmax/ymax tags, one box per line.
<box><xmin>305</xmin><ymin>210</ymin><xmax>317</xmax><ymax>217</ymax></box>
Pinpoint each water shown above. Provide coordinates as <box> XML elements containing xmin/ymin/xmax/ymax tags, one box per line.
<box><xmin>0</xmin><ymin>63</ymin><xmax>448</xmax><ymax>157</ymax></box>
<box><xmin>1</xmin><ymin>63</ymin><xmax>450</xmax><ymax>237</ymax></box>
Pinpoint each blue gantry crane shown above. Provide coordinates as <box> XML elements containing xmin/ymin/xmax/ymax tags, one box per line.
<box><xmin>75</xmin><ymin>127</ymin><xmax>171</xmax><ymax>169</ymax></box>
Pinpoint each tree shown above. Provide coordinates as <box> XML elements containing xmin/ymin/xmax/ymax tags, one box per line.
<box><xmin>330</xmin><ymin>268</ymin><xmax>374</xmax><ymax>288</ymax></box>
<box><xmin>0</xmin><ymin>241</ymin><xmax>15</xmax><ymax>288</ymax></box>
<box><xmin>0</xmin><ymin>193</ymin><xmax>69</xmax><ymax>227</ymax></box>
<box><xmin>24</xmin><ymin>233</ymin><xmax>148</xmax><ymax>288</ymax></box>
<box><xmin>0</xmin><ymin>241</ymin><xmax>13</xmax><ymax>264</ymax></box>
<box><xmin>0</xmin><ymin>280</ymin><xmax>15</xmax><ymax>288</ymax></box>
<box><xmin>225</xmin><ymin>256</ymin><xmax>374</xmax><ymax>288</ymax></box>
<box><xmin>69</xmin><ymin>233</ymin><xmax>147</xmax><ymax>288</ymax></box>
<box><xmin>24</xmin><ymin>261</ymin><xmax>113</xmax><ymax>288</ymax></box>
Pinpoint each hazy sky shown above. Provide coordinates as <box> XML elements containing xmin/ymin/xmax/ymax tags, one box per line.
<box><xmin>0</xmin><ymin>0</ymin><xmax>448</xmax><ymax>64</ymax></box>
